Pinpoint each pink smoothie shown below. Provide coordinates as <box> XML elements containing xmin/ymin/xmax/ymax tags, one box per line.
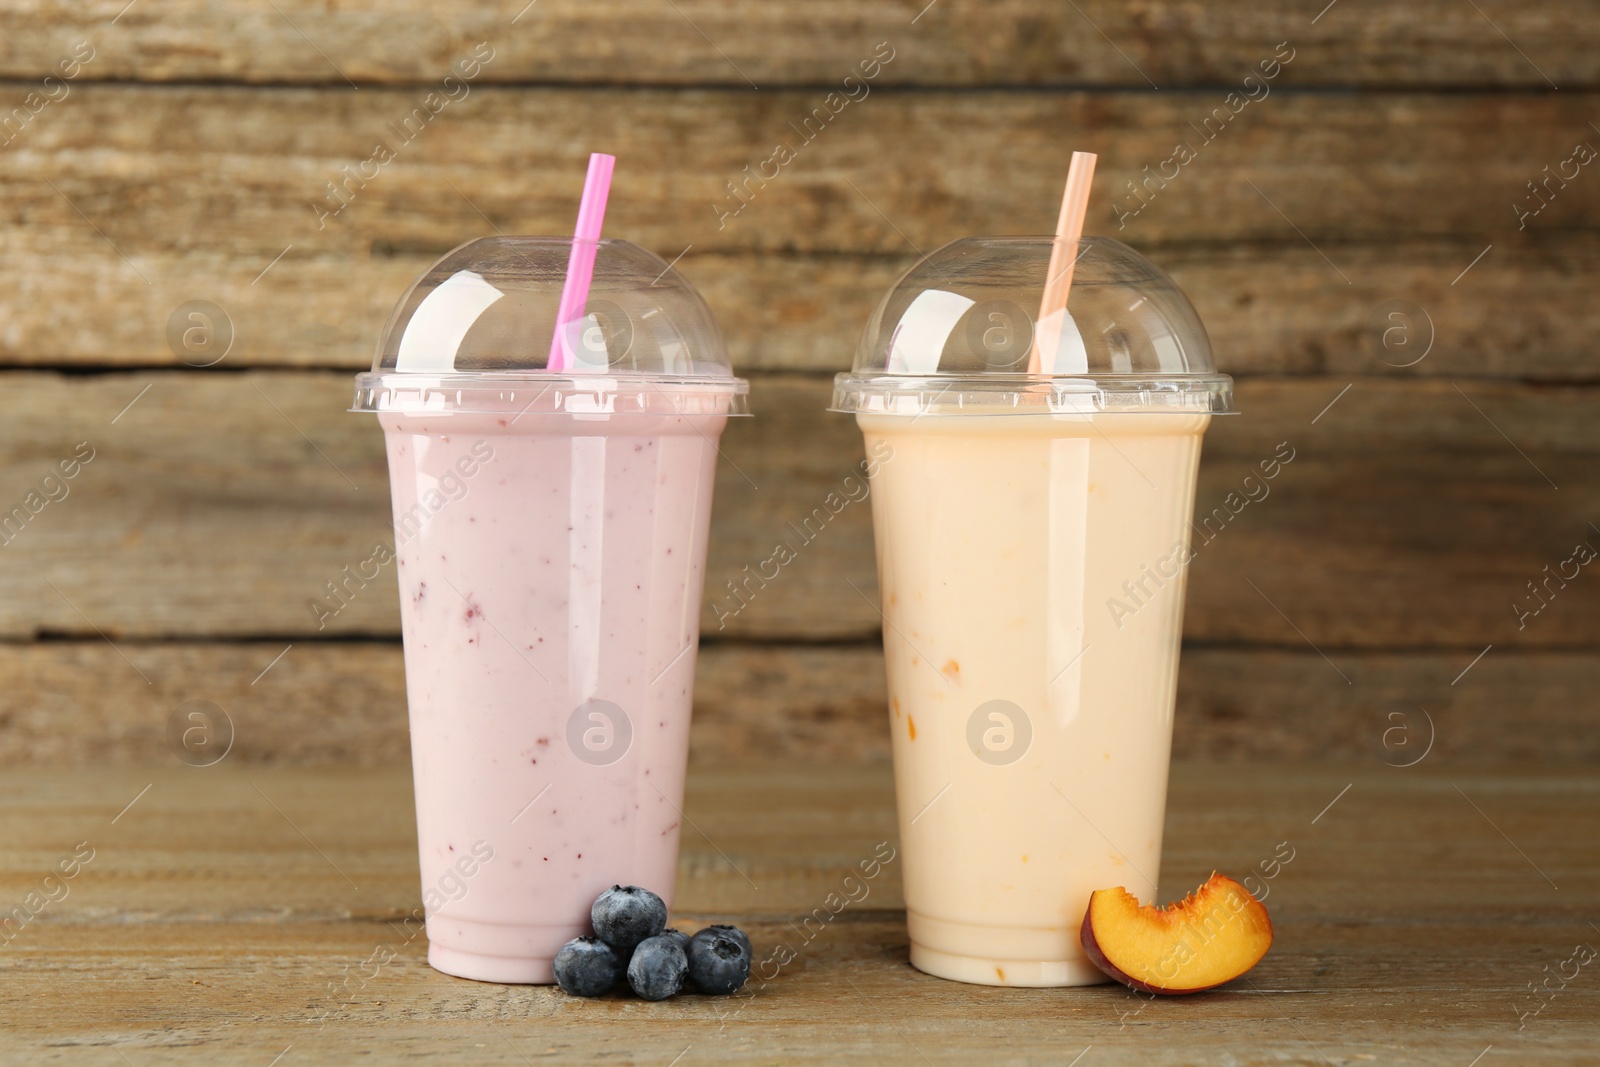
<box><xmin>379</xmin><ymin>408</ymin><xmax>726</xmax><ymax>983</ymax></box>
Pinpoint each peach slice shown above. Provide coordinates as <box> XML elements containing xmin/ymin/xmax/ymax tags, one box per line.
<box><xmin>1080</xmin><ymin>873</ymin><xmax>1272</xmax><ymax>994</ymax></box>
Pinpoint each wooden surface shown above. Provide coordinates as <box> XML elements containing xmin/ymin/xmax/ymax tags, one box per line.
<box><xmin>0</xmin><ymin>5</ymin><xmax>1596</xmax><ymax>762</ymax></box>
<box><xmin>0</xmin><ymin>762</ymin><xmax>1594</xmax><ymax>1064</ymax></box>
<box><xmin>4</xmin><ymin>641</ymin><xmax>1599</xmax><ymax>768</ymax></box>
<box><xmin>1</xmin><ymin>1</ymin><xmax>1595</xmax><ymax>88</ymax></box>
<box><xmin>14</xmin><ymin>238</ymin><xmax>1600</xmax><ymax>379</ymax></box>
<box><xmin>2</xmin><ymin>373</ymin><xmax>1594</xmax><ymax>647</ymax></box>
<box><xmin>0</xmin><ymin>9</ymin><xmax>1593</xmax><ymax>1060</ymax></box>
<box><xmin>3</xmin><ymin>87</ymin><xmax>1598</xmax><ymax>376</ymax></box>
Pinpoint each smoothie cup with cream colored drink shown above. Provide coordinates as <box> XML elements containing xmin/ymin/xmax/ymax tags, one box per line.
<box><xmin>832</xmin><ymin>235</ymin><xmax>1233</xmax><ymax>986</ymax></box>
<box><xmin>354</xmin><ymin>235</ymin><xmax>748</xmax><ymax>983</ymax></box>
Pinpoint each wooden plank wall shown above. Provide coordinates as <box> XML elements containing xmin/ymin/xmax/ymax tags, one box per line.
<box><xmin>1</xmin><ymin>1</ymin><xmax>1595</xmax><ymax>766</ymax></box>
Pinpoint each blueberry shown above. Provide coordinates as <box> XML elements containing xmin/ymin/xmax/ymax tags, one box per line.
<box><xmin>627</xmin><ymin>934</ymin><xmax>688</xmax><ymax>1000</ymax></box>
<box><xmin>702</xmin><ymin>924</ymin><xmax>752</xmax><ymax>960</ymax></box>
<box><xmin>660</xmin><ymin>928</ymin><xmax>694</xmax><ymax>989</ymax></box>
<box><xmin>553</xmin><ymin>936</ymin><xmax>623</xmax><ymax>997</ymax></box>
<box><xmin>591</xmin><ymin>885</ymin><xmax>668</xmax><ymax>953</ymax></box>
<box><xmin>687</xmin><ymin>927</ymin><xmax>752</xmax><ymax>995</ymax></box>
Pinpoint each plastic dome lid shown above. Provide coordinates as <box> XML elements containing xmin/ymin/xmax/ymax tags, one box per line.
<box><xmin>831</xmin><ymin>236</ymin><xmax>1233</xmax><ymax>416</ymax></box>
<box><xmin>354</xmin><ymin>237</ymin><xmax>748</xmax><ymax>416</ymax></box>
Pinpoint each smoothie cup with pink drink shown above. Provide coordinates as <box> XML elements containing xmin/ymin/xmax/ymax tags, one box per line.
<box><xmin>354</xmin><ymin>235</ymin><xmax>747</xmax><ymax>983</ymax></box>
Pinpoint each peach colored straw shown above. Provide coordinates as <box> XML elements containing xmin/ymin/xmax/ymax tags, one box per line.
<box><xmin>1028</xmin><ymin>151</ymin><xmax>1097</xmax><ymax>374</ymax></box>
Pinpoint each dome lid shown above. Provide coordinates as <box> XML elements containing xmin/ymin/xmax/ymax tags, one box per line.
<box><xmin>832</xmin><ymin>236</ymin><xmax>1232</xmax><ymax>416</ymax></box>
<box><xmin>354</xmin><ymin>237</ymin><xmax>747</xmax><ymax>417</ymax></box>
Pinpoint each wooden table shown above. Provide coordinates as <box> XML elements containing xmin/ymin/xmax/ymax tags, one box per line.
<box><xmin>1</xmin><ymin>761</ymin><xmax>1594</xmax><ymax>1065</ymax></box>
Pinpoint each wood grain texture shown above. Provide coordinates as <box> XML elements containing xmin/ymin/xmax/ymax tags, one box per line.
<box><xmin>0</xmin><ymin>641</ymin><xmax>1595</xmax><ymax>768</ymax></box>
<box><xmin>1188</xmin><ymin>376</ymin><xmax>1600</xmax><ymax>649</ymax></box>
<box><xmin>0</xmin><ymin>1</ymin><xmax>1594</xmax><ymax>88</ymax></box>
<box><xmin>6</xmin><ymin>242</ymin><xmax>1595</xmax><ymax>380</ymax></box>
<box><xmin>2</xmin><ymin>86</ymin><xmax>1597</xmax><ymax>376</ymax></box>
<box><xmin>0</xmin><ymin>21</ymin><xmax>1589</xmax><ymax>1062</ymax></box>
<box><xmin>0</xmin><ymin>640</ymin><xmax>894</xmax><ymax>768</ymax></box>
<box><xmin>1170</xmin><ymin>647</ymin><xmax>1600</xmax><ymax>764</ymax></box>
<box><xmin>0</xmin><ymin>371</ymin><xmax>1593</xmax><ymax>646</ymax></box>
<box><xmin>2</xmin><ymin>372</ymin><xmax>1595</xmax><ymax>646</ymax></box>
<box><xmin>6</xmin><ymin>86</ymin><xmax>1589</xmax><ymax>250</ymax></box>
<box><xmin>0</xmin><ymin>763</ymin><xmax>1593</xmax><ymax>1063</ymax></box>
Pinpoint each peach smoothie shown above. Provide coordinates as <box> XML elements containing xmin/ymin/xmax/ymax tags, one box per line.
<box><xmin>380</xmin><ymin>409</ymin><xmax>725</xmax><ymax>983</ymax></box>
<box><xmin>858</xmin><ymin>410</ymin><xmax>1208</xmax><ymax>987</ymax></box>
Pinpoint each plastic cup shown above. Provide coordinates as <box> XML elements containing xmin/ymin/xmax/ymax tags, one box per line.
<box><xmin>831</xmin><ymin>236</ymin><xmax>1233</xmax><ymax>986</ymax></box>
<box><xmin>354</xmin><ymin>237</ymin><xmax>748</xmax><ymax>983</ymax></box>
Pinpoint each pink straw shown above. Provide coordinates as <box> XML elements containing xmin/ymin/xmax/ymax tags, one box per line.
<box><xmin>547</xmin><ymin>152</ymin><xmax>616</xmax><ymax>371</ymax></box>
<box><xmin>1028</xmin><ymin>151</ymin><xmax>1097</xmax><ymax>374</ymax></box>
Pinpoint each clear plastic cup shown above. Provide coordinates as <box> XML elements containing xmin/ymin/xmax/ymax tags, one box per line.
<box><xmin>354</xmin><ymin>237</ymin><xmax>748</xmax><ymax>983</ymax></box>
<box><xmin>831</xmin><ymin>236</ymin><xmax>1233</xmax><ymax>986</ymax></box>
